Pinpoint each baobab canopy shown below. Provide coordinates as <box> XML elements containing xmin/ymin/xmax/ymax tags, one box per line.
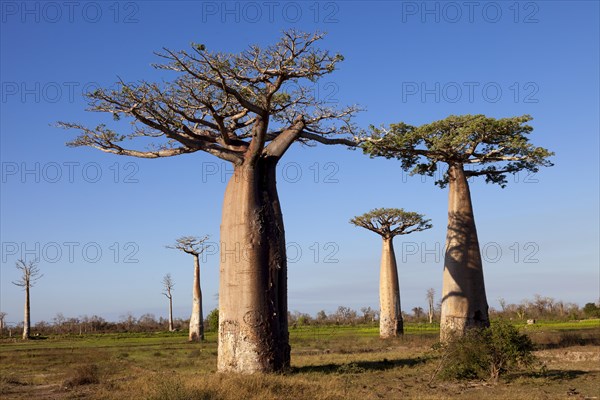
<box><xmin>363</xmin><ymin>114</ymin><xmax>554</xmax><ymax>187</ymax></box>
<box><xmin>350</xmin><ymin>208</ymin><xmax>432</xmax><ymax>239</ymax></box>
<box><xmin>57</xmin><ymin>30</ymin><xmax>361</xmax><ymax>163</ymax></box>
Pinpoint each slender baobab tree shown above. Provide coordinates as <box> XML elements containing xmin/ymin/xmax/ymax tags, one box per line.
<box><xmin>167</xmin><ymin>235</ymin><xmax>210</xmax><ymax>341</ymax></box>
<box><xmin>350</xmin><ymin>208</ymin><xmax>432</xmax><ymax>338</ymax></box>
<box><xmin>0</xmin><ymin>312</ymin><xmax>6</xmax><ymax>334</ymax></box>
<box><xmin>58</xmin><ymin>30</ymin><xmax>360</xmax><ymax>373</ymax></box>
<box><xmin>12</xmin><ymin>259</ymin><xmax>43</xmax><ymax>339</ymax></box>
<box><xmin>426</xmin><ymin>288</ymin><xmax>435</xmax><ymax>324</ymax></box>
<box><xmin>363</xmin><ymin>115</ymin><xmax>553</xmax><ymax>340</ymax></box>
<box><xmin>162</xmin><ymin>274</ymin><xmax>175</xmax><ymax>332</ymax></box>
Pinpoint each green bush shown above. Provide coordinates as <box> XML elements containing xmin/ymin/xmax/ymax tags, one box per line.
<box><xmin>207</xmin><ymin>308</ymin><xmax>219</xmax><ymax>332</ymax></box>
<box><xmin>436</xmin><ymin>320</ymin><xmax>536</xmax><ymax>383</ymax></box>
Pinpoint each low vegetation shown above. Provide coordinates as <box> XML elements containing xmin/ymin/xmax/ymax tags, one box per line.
<box><xmin>433</xmin><ymin>320</ymin><xmax>536</xmax><ymax>383</ymax></box>
<box><xmin>1</xmin><ymin>320</ymin><xmax>598</xmax><ymax>399</ymax></box>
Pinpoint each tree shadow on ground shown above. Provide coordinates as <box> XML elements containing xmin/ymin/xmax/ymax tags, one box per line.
<box><xmin>292</xmin><ymin>356</ymin><xmax>428</xmax><ymax>374</ymax></box>
<box><xmin>507</xmin><ymin>369</ymin><xmax>590</xmax><ymax>382</ymax></box>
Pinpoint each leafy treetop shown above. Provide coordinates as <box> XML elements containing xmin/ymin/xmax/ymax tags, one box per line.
<box><xmin>350</xmin><ymin>208</ymin><xmax>432</xmax><ymax>239</ymax></box>
<box><xmin>166</xmin><ymin>235</ymin><xmax>211</xmax><ymax>256</ymax></box>
<box><xmin>362</xmin><ymin>114</ymin><xmax>553</xmax><ymax>187</ymax></box>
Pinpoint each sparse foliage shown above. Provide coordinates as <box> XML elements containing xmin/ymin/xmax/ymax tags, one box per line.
<box><xmin>350</xmin><ymin>208</ymin><xmax>432</xmax><ymax>239</ymax></box>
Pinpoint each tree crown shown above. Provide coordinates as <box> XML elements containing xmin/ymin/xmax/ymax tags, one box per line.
<box><xmin>58</xmin><ymin>30</ymin><xmax>361</xmax><ymax>165</ymax></box>
<box><xmin>350</xmin><ymin>208</ymin><xmax>432</xmax><ymax>239</ymax></box>
<box><xmin>162</xmin><ymin>273</ymin><xmax>174</xmax><ymax>298</ymax></box>
<box><xmin>167</xmin><ymin>235</ymin><xmax>210</xmax><ymax>256</ymax></box>
<box><xmin>363</xmin><ymin>114</ymin><xmax>553</xmax><ymax>187</ymax></box>
<box><xmin>12</xmin><ymin>259</ymin><xmax>43</xmax><ymax>288</ymax></box>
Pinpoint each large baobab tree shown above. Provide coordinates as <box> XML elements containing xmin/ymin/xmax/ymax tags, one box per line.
<box><xmin>58</xmin><ymin>31</ymin><xmax>360</xmax><ymax>373</ymax></box>
<box><xmin>350</xmin><ymin>208</ymin><xmax>432</xmax><ymax>338</ymax></box>
<box><xmin>162</xmin><ymin>274</ymin><xmax>175</xmax><ymax>332</ymax></box>
<box><xmin>363</xmin><ymin>115</ymin><xmax>553</xmax><ymax>340</ymax></box>
<box><xmin>167</xmin><ymin>235</ymin><xmax>210</xmax><ymax>342</ymax></box>
<box><xmin>12</xmin><ymin>259</ymin><xmax>43</xmax><ymax>339</ymax></box>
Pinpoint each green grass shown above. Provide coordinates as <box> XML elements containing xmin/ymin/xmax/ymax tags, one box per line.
<box><xmin>0</xmin><ymin>321</ymin><xmax>598</xmax><ymax>400</ymax></box>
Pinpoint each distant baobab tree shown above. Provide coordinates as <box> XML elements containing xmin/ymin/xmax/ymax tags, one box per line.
<box><xmin>363</xmin><ymin>115</ymin><xmax>553</xmax><ymax>341</ymax></box>
<box><xmin>426</xmin><ymin>288</ymin><xmax>436</xmax><ymax>324</ymax></box>
<box><xmin>162</xmin><ymin>274</ymin><xmax>175</xmax><ymax>332</ymax></box>
<box><xmin>167</xmin><ymin>235</ymin><xmax>210</xmax><ymax>341</ymax></box>
<box><xmin>350</xmin><ymin>208</ymin><xmax>432</xmax><ymax>338</ymax></box>
<box><xmin>12</xmin><ymin>259</ymin><xmax>43</xmax><ymax>339</ymax></box>
<box><xmin>0</xmin><ymin>312</ymin><xmax>6</xmax><ymax>334</ymax></box>
<box><xmin>58</xmin><ymin>30</ymin><xmax>361</xmax><ymax>373</ymax></box>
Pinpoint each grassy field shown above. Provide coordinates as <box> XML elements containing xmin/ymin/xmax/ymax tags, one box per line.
<box><xmin>1</xmin><ymin>321</ymin><xmax>599</xmax><ymax>399</ymax></box>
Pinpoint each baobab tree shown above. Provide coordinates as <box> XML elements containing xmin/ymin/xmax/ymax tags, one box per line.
<box><xmin>426</xmin><ymin>288</ymin><xmax>435</xmax><ymax>324</ymax></box>
<box><xmin>363</xmin><ymin>115</ymin><xmax>553</xmax><ymax>340</ymax></box>
<box><xmin>58</xmin><ymin>30</ymin><xmax>360</xmax><ymax>373</ymax></box>
<box><xmin>167</xmin><ymin>235</ymin><xmax>210</xmax><ymax>341</ymax></box>
<box><xmin>350</xmin><ymin>208</ymin><xmax>432</xmax><ymax>338</ymax></box>
<box><xmin>162</xmin><ymin>274</ymin><xmax>175</xmax><ymax>332</ymax></box>
<box><xmin>0</xmin><ymin>312</ymin><xmax>6</xmax><ymax>334</ymax></box>
<box><xmin>12</xmin><ymin>259</ymin><xmax>43</xmax><ymax>339</ymax></box>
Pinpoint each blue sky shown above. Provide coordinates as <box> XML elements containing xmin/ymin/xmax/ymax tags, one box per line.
<box><xmin>1</xmin><ymin>1</ymin><xmax>598</xmax><ymax>325</ymax></box>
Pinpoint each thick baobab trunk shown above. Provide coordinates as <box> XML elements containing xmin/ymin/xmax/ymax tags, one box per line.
<box><xmin>218</xmin><ymin>158</ymin><xmax>289</xmax><ymax>373</ymax></box>
<box><xmin>23</xmin><ymin>286</ymin><xmax>30</xmax><ymax>339</ymax></box>
<box><xmin>189</xmin><ymin>255</ymin><xmax>204</xmax><ymax>341</ymax></box>
<box><xmin>379</xmin><ymin>237</ymin><xmax>403</xmax><ymax>338</ymax></box>
<box><xmin>440</xmin><ymin>164</ymin><xmax>489</xmax><ymax>341</ymax></box>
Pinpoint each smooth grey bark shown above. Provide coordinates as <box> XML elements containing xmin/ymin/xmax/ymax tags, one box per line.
<box><xmin>168</xmin><ymin>296</ymin><xmax>174</xmax><ymax>331</ymax></box>
<box><xmin>379</xmin><ymin>238</ymin><xmax>403</xmax><ymax>338</ymax></box>
<box><xmin>23</xmin><ymin>286</ymin><xmax>30</xmax><ymax>339</ymax></box>
<box><xmin>440</xmin><ymin>164</ymin><xmax>490</xmax><ymax>341</ymax></box>
<box><xmin>189</xmin><ymin>254</ymin><xmax>204</xmax><ymax>341</ymax></box>
<box><xmin>218</xmin><ymin>159</ymin><xmax>289</xmax><ymax>373</ymax></box>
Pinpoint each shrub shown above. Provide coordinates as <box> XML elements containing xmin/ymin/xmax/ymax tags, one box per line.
<box><xmin>435</xmin><ymin>320</ymin><xmax>536</xmax><ymax>383</ymax></box>
<box><xmin>63</xmin><ymin>364</ymin><xmax>100</xmax><ymax>387</ymax></box>
<box><xmin>207</xmin><ymin>309</ymin><xmax>219</xmax><ymax>332</ymax></box>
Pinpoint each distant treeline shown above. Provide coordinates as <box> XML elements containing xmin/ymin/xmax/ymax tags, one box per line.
<box><xmin>1</xmin><ymin>295</ymin><xmax>599</xmax><ymax>336</ymax></box>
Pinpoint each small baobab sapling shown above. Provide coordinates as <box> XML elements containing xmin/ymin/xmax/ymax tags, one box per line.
<box><xmin>350</xmin><ymin>208</ymin><xmax>432</xmax><ymax>338</ymax></box>
<box><xmin>162</xmin><ymin>273</ymin><xmax>175</xmax><ymax>331</ymax></box>
<box><xmin>363</xmin><ymin>115</ymin><xmax>553</xmax><ymax>341</ymax></box>
<box><xmin>167</xmin><ymin>235</ymin><xmax>210</xmax><ymax>341</ymax></box>
<box><xmin>12</xmin><ymin>259</ymin><xmax>43</xmax><ymax>339</ymax></box>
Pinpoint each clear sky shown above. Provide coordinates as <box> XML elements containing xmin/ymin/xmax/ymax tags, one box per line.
<box><xmin>1</xmin><ymin>1</ymin><xmax>598</xmax><ymax>325</ymax></box>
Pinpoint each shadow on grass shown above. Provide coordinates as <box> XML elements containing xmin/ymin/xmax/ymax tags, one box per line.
<box><xmin>292</xmin><ymin>356</ymin><xmax>428</xmax><ymax>374</ymax></box>
<box><xmin>26</xmin><ymin>336</ymin><xmax>49</xmax><ymax>341</ymax></box>
<box><xmin>507</xmin><ymin>369</ymin><xmax>590</xmax><ymax>382</ymax></box>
